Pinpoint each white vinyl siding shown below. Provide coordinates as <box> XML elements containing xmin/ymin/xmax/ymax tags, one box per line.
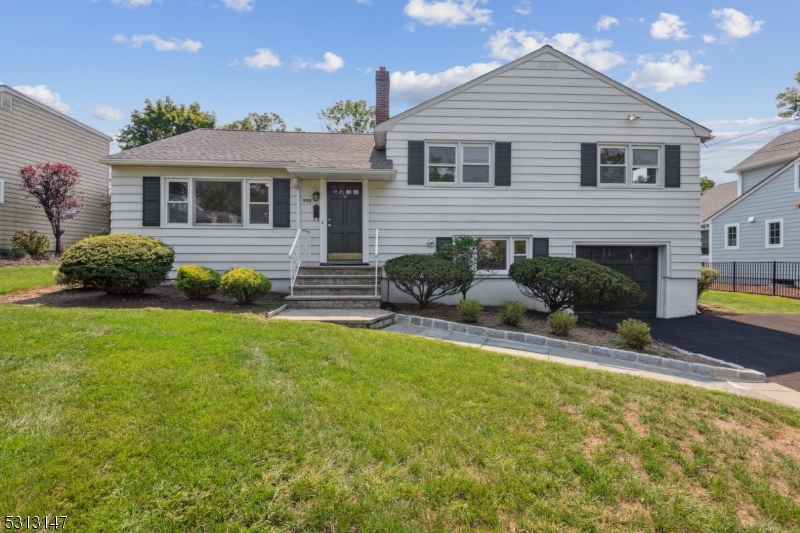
<box><xmin>380</xmin><ymin>51</ymin><xmax>702</xmax><ymax>284</ymax></box>
<box><xmin>0</xmin><ymin>92</ymin><xmax>110</xmax><ymax>249</ymax></box>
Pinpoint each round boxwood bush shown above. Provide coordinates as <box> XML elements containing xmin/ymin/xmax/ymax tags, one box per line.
<box><xmin>498</xmin><ymin>300</ymin><xmax>527</xmax><ymax>326</ymax></box>
<box><xmin>175</xmin><ymin>265</ymin><xmax>221</xmax><ymax>300</ymax></box>
<box><xmin>547</xmin><ymin>310</ymin><xmax>578</xmax><ymax>336</ymax></box>
<box><xmin>509</xmin><ymin>257</ymin><xmax>644</xmax><ymax>314</ymax></box>
<box><xmin>617</xmin><ymin>318</ymin><xmax>653</xmax><ymax>349</ymax></box>
<box><xmin>457</xmin><ymin>299</ymin><xmax>483</xmax><ymax>323</ymax></box>
<box><xmin>220</xmin><ymin>267</ymin><xmax>272</xmax><ymax>304</ymax></box>
<box><xmin>58</xmin><ymin>233</ymin><xmax>174</xmax><ymax>295</ymax></box>
<box><xmin>383</xmin><ymin>254</ymin><xmax>473</xmax><ymax>309</ymax></box>
<box><xmin>697</xmin><ymin>266</ymin><xmax>720</xmax><ymax>298</ymax></box>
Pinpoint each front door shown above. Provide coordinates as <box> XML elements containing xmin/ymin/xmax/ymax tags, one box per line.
<box><xmin>327</xmin><ymin>182</ymin><xmax>362</xmax><ymax>262</ymax></box>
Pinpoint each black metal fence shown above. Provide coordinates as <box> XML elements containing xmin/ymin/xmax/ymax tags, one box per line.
<box><xmin>702</xmin><ymin>262</ymin><xmax>800</xmax><ymax>299</ymax></box>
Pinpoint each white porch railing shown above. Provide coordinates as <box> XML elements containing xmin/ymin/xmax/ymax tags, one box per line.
<box><xmin>288</xmin><ymin>229</ymin><xmax>311</xmax><ymax>296</ymax></box>
<box><xmin>374</xmin><ymin>228</ymin><xmax>380</xmax><ymax>296</ymax></box>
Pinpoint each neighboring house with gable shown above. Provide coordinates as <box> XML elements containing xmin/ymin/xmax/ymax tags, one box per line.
<box><xmin>704</xmin><ymin>129</ymin><xmax>800</xmax><ymax>264</ymax></box>
<box><xmin>700</xmin><ymin>181</ymin><xmax>737</xmax><ymax>262</ymax></box>
<box><xmin>103</xmin><ymin>45</ymin><xmax>712</xmax><ymax>318</ymax></box>
<box><xmin>0</xmin><ymin>85</ymin><xmax>112</xmax><ymax>252</ymax></box>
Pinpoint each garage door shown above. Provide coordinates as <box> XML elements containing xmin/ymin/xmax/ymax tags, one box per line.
<box><xmin>576</xmin><ymin>246</ymin><xmax>658</xmax><ymax>318</ymax></box>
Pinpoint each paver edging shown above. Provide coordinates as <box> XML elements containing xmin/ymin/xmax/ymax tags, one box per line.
<box><xmin>394</xmin><ymin>314</ymin><xmax>766</xmax><ymax>383</ymax></box>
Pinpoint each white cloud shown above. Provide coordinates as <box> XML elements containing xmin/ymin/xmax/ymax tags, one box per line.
<box><xmin>403</xmin><ymin>0</ymin><xmax>491</xmax><ymax>27</ymax></box>
<box><xmin>222</xmin><ymin>0</ymin><xmax>253</xmax><ymax>11</ymax></box>
<box><xmin>312</xmin><ymin>52</ymin><xmax>345</xmax><ymax>73</ymax></box>
<box><xmin>13</xmin><ymin>85</ymin><xmax>71</xmax><ymax>113</ymax></box>
<box><xmin>711</xmin><ymin>8</ymin><xmax>764</xmax><ymax>39</ymax></box>
<box><xmin>514</xmin><ymin>0</ymin><xmax>532</xmax><ymax>16</ymax></box>
<box><xmin>239</xmin><ymin>48</ymin><xmax>281</xmax><ymax>69</ymax></box>
<box><xmin>391</xmin><ymin>62</ymin><xmax>501</xmax><ymax>105</ymax></box>
<box><xmin>625</xmin><ymin>51</ymin><xmax>708</xmax><ymax>92</ymax></box>
<box><xmin>486</xmin><ymin>29</ymin><xmax>625</xmax><ymax>72</ymax></box>
<box><xmin>596</xmin><ymin>15</ymin><xmax>619</xmax><ymax>31</ymax></box>
<box><xmin>650</xmin><ymin>13</ymin><xmax>689</xmax><ymax>40</ymax></box>
<box><xmin>109</xmin><ymin>0</ymin><xmax>159</xmax><ymax>7</ymax></box>
<box><xmin>114</xmin><ymin>34</ymin><xmax>202</xmax><ymax>52</ymax></box>
<box><xmin>92</xmin><ymin>105</ymin><xmax>125</xmax><ymax>121</ymax></box>
<box><xmin>291</xmin><ymin>56</ymin><xmax>310</xmax><ymax>70</ymax></box>
<box><xmin>702</xmin><ymin>34</ymin><xmax>716</xmax><ymax>43</ymax></box>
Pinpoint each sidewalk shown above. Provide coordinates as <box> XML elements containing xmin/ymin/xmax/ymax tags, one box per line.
<box><xmin>384</xmin><ymin>322</ymin><xmax>800</xmax><ymax>410</ymax></box>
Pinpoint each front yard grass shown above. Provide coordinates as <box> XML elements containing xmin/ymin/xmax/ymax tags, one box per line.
<box><xmin>700</xmin><ymin>290</ymin><xmax>800</xmax><ymax>314</ymax></box>
<box><xmin>2</xmin><ymin>304</ymin><xmax>800</xmax><ymax>531</ymax></box>
<box><xmin>0</xmin><ymin>264</ymin><xmax>56</xmax><ymax>295</ymax></box>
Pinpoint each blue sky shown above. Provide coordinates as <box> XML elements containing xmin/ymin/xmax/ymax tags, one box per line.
<box><xmin>2</xmin><ymin>0</ymin><xmax>798</xmax><ymax>184</ymax></box>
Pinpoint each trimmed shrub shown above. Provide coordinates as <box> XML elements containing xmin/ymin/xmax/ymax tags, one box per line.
<box><xmin>547</xmin><ymin>311</ymin><xmax>578</xmax><ymax>336</ymax></box>
<box><xmin>697</xmin><ymin>266</ymin><xmax>720</xmax><ymax>298</ymax></box>
<box><xmin>509</xmin><ymin>257</ymin><xmax>644</xmax><ymax>314</ymax></box>
<box><xmin>0</xmin><ymin>249</ymin><xmax>27</xmax><ymax>260</ymax></box>
<box><xmin>175</xmin><ymin>265</ymin><xmax>221</xmax><ymax>300</ymax></box>
<box><xmin>457</xmin><ymin>299</ymin><xmax>483</xmax><ymax>323</ymax></box>
<box><xmin>617</xmin><ymin>319</ymin><xmax>653</xmax><ymax>349</ymax></box>
<box><xmin>10</xmin><ymin>230</ymin><xmax>50</xmax><ymax>257</ymax></box>
<box><xmin>383</xmin><ymin>254</ymin><xmax>473</xmax><ymax>309</ymax></box>
<box><xmin>58</xmin><ymin>233</ymin><xmax>174</xmax><ymax>296</ymax></box>
<box><xmin>498</xmin><ymin>300</ymin><xmax>526</xmax><ymax>327</ymax></box>
<box><xmin>220</xmin><ymin>267</ymin><xmax>272</xmax><ymax>304</ymax></box>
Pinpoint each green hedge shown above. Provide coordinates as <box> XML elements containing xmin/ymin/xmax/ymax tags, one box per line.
<box><xmin>221</xmin><ymin>268</ymin><xmax>272</xmax><ymax>304</ymax></box>
<box><xmin>58</xmin><ymin>233</ymin><xmax>174</xmax><ymax>296</ymax></box>
<box><xmin>383</xmin><ymin>254</ymin><xmax>473</xmax><ymax>309</ymax></box>
<box><xmin>175</xmin><ymin>265</ymin><xmax>221</xmax><ymax>300</ymax></box>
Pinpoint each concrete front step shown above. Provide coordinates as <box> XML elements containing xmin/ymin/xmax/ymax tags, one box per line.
<box><xmin>272</xmin><ymin>308</ymin><xmax>395</xmax><ymax>329</ymax></box>
<box><xmin>292</xmin><ymin>284</ymin><xmax>380</xmax><ymax>296</ymax></box>
<box><xmin>285</xmin><ymin>295</ymin><xmax>382</xmax><ymax>309</ymax></box>
<box><xmin>299</xmin><ymin>266</ymin><xmax>376</xmax><ymax>277</ymax></box>
<box><xmin>295</xmin><ymin>274</ymin><xmax>377</xmax><ymax>286</ymax></box>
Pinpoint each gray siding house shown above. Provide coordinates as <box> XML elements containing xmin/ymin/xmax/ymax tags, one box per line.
<box><xmin>0</xmin><ymin>86</ymin><xmax>112</xmax><ymax>251</ymax></box>
<box><xmin>705</xmin><ymin>130</ymin><xmax>800</xmax><ymax>263</ymax></box>
<box><xmin>104</xmin><ymin>46</ymin><xmax>712</xmax><ymax>318</ymax></box>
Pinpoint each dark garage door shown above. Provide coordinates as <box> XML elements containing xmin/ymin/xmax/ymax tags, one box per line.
<box><xmin>576</xmin><ymin>246</ymin><xmax>658</xmax><ymax>318</ymax></box>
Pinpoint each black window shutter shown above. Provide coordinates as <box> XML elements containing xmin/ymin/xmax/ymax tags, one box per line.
<box><xmin>408</xmin><ymin>140</ymin><xmax>425</xmax><ymax>185</ymax></box>
<box><xmin>665</xmin><ymin>145</ymin><xmax>681</xmax><ymax>188</ymax></box>
<box><xmin>273</xmin><ymin>178</ymin><xmax>291</xmax><ymax>227</ymax></box>
<box><xmin>142</xmin><ymin>176</ymin><xmax>160</xmax><ymax>227</ymax></box>
<box><xmin>580</xmin><ymin>143</ymin><xmax>597</xmax><ymax>186</ymax></box>
<box><xmin>532</xmin><ymin>238</ymin><xmax>549</xmax><ymax>257</ymax></box>
<box><xmin>436</xmin><ymin>237</ymin><xmax>453</xmax><ymax>253</ymax></box>
<box><xmin>495</xmin><ymin>142</ymin><xmax>511</xmax><ymax>186</ymax></box>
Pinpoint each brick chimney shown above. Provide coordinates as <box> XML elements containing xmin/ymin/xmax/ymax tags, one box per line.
<box><xmin>375</xmin><ymin>66</ymin><xmax>390</xmax><ymax>125</ymax></box>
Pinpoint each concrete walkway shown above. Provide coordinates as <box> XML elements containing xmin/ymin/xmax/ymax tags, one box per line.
<box><xmin>384</xmin><ymin>323</ymin><xmax>800</xmax><ymax>410</ymax></box>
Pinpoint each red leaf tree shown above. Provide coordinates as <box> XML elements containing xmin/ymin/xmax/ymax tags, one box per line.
<box><xmin>19</xmin><ymin>162</ymin><xmax>85</xmax><ymax>255</ymax></box>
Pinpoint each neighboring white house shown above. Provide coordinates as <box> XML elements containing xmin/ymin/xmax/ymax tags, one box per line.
<box><xmin>0</xmin><ymin>85</ymin><xmax>112</xmax><ymax>251</ymax></box>
<box><xmin>104</xmin><ymin>45</ymin><xmax>712</xmax><ymax>318</ymax></box>
<box><xmin>704</xmin><ymin>129</ymin><xmax>800</xmax><ymax>264</ymax></box>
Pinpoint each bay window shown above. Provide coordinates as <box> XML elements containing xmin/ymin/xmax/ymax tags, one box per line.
<box><xmin>163</xmin><ymin>177</ymin><xmax>272</xmax><ymax>227</ymax></box>
<box><xmin>599</xmin><ymin>145</ymin><xmax>662</xmax><ymax>186</ymax></box>
<box><xmin>426</xmin><ymin>142</ymin><xmax>493</xmax><ymax>186</ymax></box>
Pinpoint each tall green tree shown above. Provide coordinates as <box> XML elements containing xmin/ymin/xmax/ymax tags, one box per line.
<box><xmin>318</xmin><ymin>99</ymin><xmax>375</xmax><ymax>133</ymax></box>
<box><xmin>221</xmin><ymin>112</ymin><xmax>286</xmax><ymax>131</ymax></box>
<box><xmin>776</xmin><ymin>71</ymin><xmax>800</xmax><ymax>118</ymax></box>
<box><xmin>700</xmin><ymin>176</ymin><xmax>715</xmax><ymax>194</ymax></box>
<box><xmin>117</xmin><ymin>96</ymin><xmax>216</xmax><ymax>150</ymax></box>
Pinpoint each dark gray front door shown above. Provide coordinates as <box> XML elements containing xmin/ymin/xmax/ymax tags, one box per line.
<box><xmin>576</xmin><ymin>246</ymin><xmax>658</xmax><ymax>318</ymax></box>
<box><xmin>327</xmin><ymin>182</ymin><xmax>362</xmax><ymax>262</ymax></box>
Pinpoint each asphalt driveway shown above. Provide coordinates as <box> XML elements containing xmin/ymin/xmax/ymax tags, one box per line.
<box><xmin>646</xmin><ymin>314</ymin><xmax>800</xmax><ymax>391</ymax></box>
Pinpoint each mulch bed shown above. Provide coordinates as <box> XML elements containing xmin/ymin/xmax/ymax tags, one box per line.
<box><xmin>0</xmin><ymin>257</ymin><xmax>61</xmax><ymax>267</ymax></box>
<box><xmin>0</xmin><ymin>284</ymin><xmax>287</xmax><ymax>314</ymax></box>
<box><xmin>394</xmin><ymin>303</ymin><xmax>727</xmax><ymax>366</ymax></box>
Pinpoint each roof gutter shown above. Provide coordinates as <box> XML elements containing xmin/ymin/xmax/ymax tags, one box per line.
<box><xmin>99</xmin><ymin>158</ymin><xmax>297</xmax><ymax>168</ymax></box>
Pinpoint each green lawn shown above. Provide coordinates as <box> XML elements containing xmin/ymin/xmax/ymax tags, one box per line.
<box><xmin>700</xmin><ymin>290</ymin><xmax>800</xmax><ymax>314</ymax></box>
<box><xmin>2</xmin><ymin>305</ymin><xmax>800</xmax><ymax>531</ymax></box>
<box><xmin>0</xmin><ymin>265</ymin><xmax>57</xmax><ymax>295</ymax></box>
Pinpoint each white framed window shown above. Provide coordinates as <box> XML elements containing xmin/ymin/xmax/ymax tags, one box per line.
<box><xmin>513</xmin><ymin>238</ymin><xmax>531</xmax><ymax>264</ymax></box>
<box><xmin>426</xmin><ymin>142</ymin><xmax>493</xmax><ymax>187</ymax></box>
<box><xmin>598</xmin><ymin>144</ymin><xmax>662</xmax><ymax>187</ymax></box>
<box><xmin>766</xmin><ymin>219</ymin><xmax>783</xmax><ymax>248</ymax></box>
<box><xmin>163</xmin><ymin>177</ymin><xmax>272</xmax><ymax>228</ymax></box>
<box><xmin>724</xmin><ymin>223</ymin><xmax>739</xmax><ymax>250</ymax></box>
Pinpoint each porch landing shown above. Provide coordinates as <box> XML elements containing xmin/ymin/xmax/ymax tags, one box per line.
<box><xmin>270</xmin><ymin>308</ymin><xmax>395</xmax><ymax>329</ymax></box>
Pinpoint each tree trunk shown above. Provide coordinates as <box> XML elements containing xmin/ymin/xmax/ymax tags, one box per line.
<box><xmin>53</xmin><ymin>225</ymin><xmax>64</xmax><ymax>257</ymax></box>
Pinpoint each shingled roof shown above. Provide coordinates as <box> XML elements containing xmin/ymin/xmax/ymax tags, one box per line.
<box><xmin>103</xmin><ymin>129</ymin><xmax>392</xmax><ymax>170</ymax></box>
<box><xmin>701</xmin><ymin>181</ymin><xmax>737</xmax><ymax>222</ymax></box>
<box><xmin>728</xmin><ymin>128</ymin><xmax>800</xmax><ymax>172</ymax></box>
